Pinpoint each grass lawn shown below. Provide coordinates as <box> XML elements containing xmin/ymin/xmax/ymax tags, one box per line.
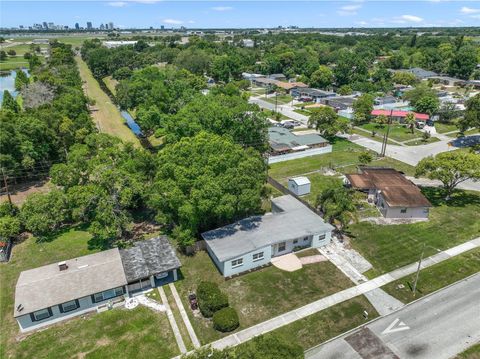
<box><xmin>293</xmin><ymin>108</ymin><xmax>312</xmax><ymax>116</ymax></box>
<box><xmin>174</xmin><ymin>250</ymin><xmax>354</xmax><ymax>344</ymax></box>
<box><xmin>348</xmin><ymin>188</ymin><xmax>480</xmax><ymax>277</ymax></box>
<box><xmin>359</xmin><ymin>123</ymin><xmax>423</xmax><ymax>142</ymax></box>
<box><xmin>0</xmin><ymin>229</ymin><xmax>179</xmax><ymax>359</ymax></box>
<box><xmin>350</xmin><ymin>128</ymin><xmax>398</xmax><ymax>145</ymax></box>
<box><xmin>75</xmin><ymin>56</ymin><xmax>141</xmax><ymax>147</ymax></box>
<box><xmin>102</xmin><ymin>76</ymin><xmax>119</xmax><ymax>96</ymax></box>
<box><xmin>456</xmin><ymin>343</ymin><xmax>480</xmax><ymax>359</ymax></box>
<box><xmin>0</xmin><ymin>57</ymin><xmax>30</xmax><ymax>71</ymax></box>
<box><xmin>434</xmin><ymin>122</ymin><xmax>458</xmax><ymax>134</ymax></box>
<box><xmin>263</xmin><ymin>94</ymin><xmax>293</xmax><ymax>105</ymax></box>
<box><xmin>267</xmin><ymin>296</ymin><xmax>378</xmax><ymax>351</ymax></box>
<box><xmin>381</xmin><ymin>248</ymin><xmax>480</xmax><ymax>304</ymax></box>
<box><xmin>268</xmin><ymin>137</ymin><xmax>416</xmax><ymax>180</ymax></box>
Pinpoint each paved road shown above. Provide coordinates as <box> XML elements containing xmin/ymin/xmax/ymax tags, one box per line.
<box><xmin>306</xmin><ymin>273</ymin><xmax>480</xmax><ymax>359</ymax></box>
<box><xmin>249</xmin><ymin>96</ymin><xmax>309</xmax><ymax>124</ymax></box>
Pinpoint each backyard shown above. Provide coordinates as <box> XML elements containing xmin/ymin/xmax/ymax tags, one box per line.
<box><xmin>0</xmin><ymin>229</ymin><xmax>179</xmax><ymax>359</ymax></box>
<box><xmin>348</xmin><ymin>188</ymin><xmax>480</xmax><ymax>277</ymax></box>
<box><xmin>174</xmin><ymin>249</ymin><xmax>355</xmax><ymax>344</ymax></box>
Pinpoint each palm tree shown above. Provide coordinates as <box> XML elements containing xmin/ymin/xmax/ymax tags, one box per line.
<box><xmin>404</xmin><ymin>112</ymin><xmax>417</xmax><ymax>134</ymax></box>
<box><xmin>316</xmin><ymin>187</ymin><xmax>359</xmax><ymax>232</ymax></box>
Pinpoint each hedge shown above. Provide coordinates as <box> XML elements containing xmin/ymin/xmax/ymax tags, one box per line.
<box><xmin>197</xmin><ymin>281</ymin><xmax>229</xmax><ymax>318</ymax></box>
<box><xmin>212</xmin><ymin>307</ymin><xmax>240</xmax><ymax>332</ymax></box>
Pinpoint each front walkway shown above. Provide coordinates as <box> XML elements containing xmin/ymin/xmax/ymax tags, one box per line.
<box><xmin>201</xmin><ymin>237</ymin><xmax>480</xmax><ymax>352</ymax></box>
<box><xmin>271</xmin><ymin>253</ymin><xmax>303</xmax><ymax>271</ymax></box>
<box><xmin>158</xmin><ymin>286</ymin><xmax>187</xmax><ymax>354</ymax></box>
<box><xmin>169</xmin><ymin>283</ymin><xmax>201</xmax><ymax>349</ymax></box>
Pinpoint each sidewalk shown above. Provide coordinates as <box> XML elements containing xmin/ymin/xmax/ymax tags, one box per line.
<box><xmin>203</xmin><ymin>237</ymin><xmax>480</xmax><ymax>351</ymax></box>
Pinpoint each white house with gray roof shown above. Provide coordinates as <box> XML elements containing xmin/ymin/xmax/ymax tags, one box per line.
<box><xmin>202</xmin><ymin>195</ymin><xmax>334</xmax><ymax>277</ymax></box>
<box><xmin>14</xmin><ymin>236</ymin><xmax>180</xmax><ymax>332</ymax></box>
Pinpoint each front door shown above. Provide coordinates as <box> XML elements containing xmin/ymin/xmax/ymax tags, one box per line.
<box><xmin>273</xmin><ymin>241</ymin><xmax>287</xmax><ymax>257</ymax></box>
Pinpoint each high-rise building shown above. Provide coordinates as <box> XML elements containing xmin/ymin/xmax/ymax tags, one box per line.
<box><xmin>109</xmin><ymin>22</ymin><xmax>114</xmax><ymax>30</ymax></box>
<box><xmin>42</xmin><ymin>21</ymin><xmax>48</xmax><ymax>29</ymax></box>
<box><xmin>48</xmin><ymin>22</ymin><xmax>54</xmax><ymax>29</ymax></box>
<box><xmin>75</xmin><ymin>23</ymin><xmax>80</xmax><ymax>30</ymax></box>
<box><xmin>100</xmin><ymin>23</ymin><xmax>105</xmax><ymax>30</ymax></box>
<box><xmin>160</xmin><ymin>25</ymin><xmax>165</xmax><ymax>30</ymax></box>
<box><xmin>86</xmin><ymin>22</ymin><xmax>93</xmax><ymax>30</ymax></box>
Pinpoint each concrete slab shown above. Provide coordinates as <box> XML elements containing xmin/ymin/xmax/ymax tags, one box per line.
<box><xmin>271</xmin><ymin>253</ymin><xmax>303</xmax><ymax>272</ymax></box>
<box><xmin>364</xmin><ymin>288</ymin><xmax>405</xmax><ymax>316</ymax></box>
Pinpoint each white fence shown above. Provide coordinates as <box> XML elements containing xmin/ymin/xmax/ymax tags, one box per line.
<box><xmin>268</xmin><ymin>145</ymin><xmax>333</xmax><ymax>164</ymax></box>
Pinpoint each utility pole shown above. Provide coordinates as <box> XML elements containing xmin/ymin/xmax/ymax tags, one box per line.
<box><xmin>1</xmin><ymin>168</ymin><xmax>12</xmax><ymax>205</ymax></box>
<box><xmin>412</xmin><ymin>243</ymin><xmax>426</xmax><ymax>297</ymax></box>
<box><xmin>275</xmin><ymin>91</ymin><xmax>278</xmax><ymax>113</ymax></box>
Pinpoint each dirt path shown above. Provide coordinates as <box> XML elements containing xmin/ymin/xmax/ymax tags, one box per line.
<box><xmin>75</xmin><ymin>56</ymin><xmax>141</xmax><ymax>147</ymax></box>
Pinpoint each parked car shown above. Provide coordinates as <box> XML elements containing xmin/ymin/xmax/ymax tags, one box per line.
<box><xmin>426</xmin><ymin>119</ymin><xmax>435</xmax><ymax>127</ymax></box>
<box><xmin>416</xmin><ymin>121</ymin><xmax>425</xmax><ymax>129</ymax></box>
<box><xmin>298</xmin><ymin>97</ymin><xmax>313</xmax><ymax>102</ymax></box>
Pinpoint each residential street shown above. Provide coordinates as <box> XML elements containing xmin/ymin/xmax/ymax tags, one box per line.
<box><xmin>249</xmin><ymin>96</ymin><xmax>309</xmax><ymax>124</ymax></box>
<box><xmin>305</xmin><ymin>273</ymin><xmax>480</xmax><ymax>359</ymax></box>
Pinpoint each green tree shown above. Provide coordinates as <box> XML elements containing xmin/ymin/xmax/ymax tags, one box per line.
<box><xmin>375</xmin><ymin>114</ymin><xmax>388</xmax><ymax>127</ymax></box>
<box><xmin>415</xmin><ymin>95</ymin><xmax>439</xmax><ymax>116</ymax></box>
<box><xmin>14</xmin><ymin>70</ymin><xmax>29</xmax><ymax>91</ymax></box>
<box><xmin>457</xmin><ymin>94</ymin><xmax>480</xmax><ymax>132</ymax></box>
<box><xmin>415</xmin><ymin>151</ymin><xmax>480</xmax><ymax>199</ymax></box>
<box><xmin>7</xmin><ymin>49</ymin><xmax>16</xmax><ymax>56</ymax></box>
<box><xmin>353</xmin><ymin>93</ymin><xmax>374</xmax><ymax>124</ymax></box>
<box><xmin>310</xmin><ymin>65</ymin><xmax>334</xmax><ymax>89</ymax></box>
<box><xmin>404</xmin><ymin>83</ymin><xmax>439</xmax><ymax>115</ymax></box>
<box><xmin>1</xmin><ymin>90</ymin><xmax>19</xmax><ymax>112</ymax></box>
<box><xmin>316</xmin><ymin>186</ymin><xmax>358</xmax><ymax>232</ymax></box>
<box><xmin>404</xmin><ymin>112</ymin><xmax>417</xmax><ymax>134</ymax></box>
<box><xmin>448</xmin><ymin>45</ymin><xmax>478</xmax><ymax>80</ymax></box>
<box><xmin>0</xmin><ymin>216</ymin><xmax>21</xmax><ymax>239</ymax></box>
<box><xmin>392</xmin><ymin>72</ymin><xmax>417</xmax><ymax>86</ymax></box>
<box><xmin>308</xmin><ymin>107</ymin><xmax>348</xmax><ymax>138</ymax></box>
<box><xmin>0</xmin><ymin>51</ymin><xmax>6</xmax><ymax>61</ymax></box>
<box><xmin>149</xmin><ymin>132</ymin><xmax>266</xmax><ymax>248</ymax></box>
<box><xmin>337</xmin><ymin>85</ymin><xmax>353</xmax><ymax>96</ymax></box>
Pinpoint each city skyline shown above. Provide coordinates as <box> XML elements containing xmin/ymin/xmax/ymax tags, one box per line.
<box><xmin>2</xmin><ymin>1</ymin><xmax>480</xmax><ymax>29</ymax></box>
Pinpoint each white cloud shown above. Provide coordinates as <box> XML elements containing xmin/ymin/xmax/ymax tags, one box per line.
<box><xmin>356</xmin><ymin>21</ymin><xmax>368</xmax><ymax>26</ymax></box>
<box><xmin>337</xmin><ymin>4</ymin><xmax>361</xmax><ymax>16</ymax></box>
<box><xmin>399</xmin><ymin>15</ymin><xmax>423</xmax><ymax>23</ymax></box>
<box><xmin>460</xmin><ymin>6</ymin><xmax>480</xmax><ymax>14</ymax></box>
<box><xmin>471</xmin><ymin>14</ymin><xmax>480</xmax><ymax>19</ymax></box>
<box><xmin>211</xmin><ymin>6</ymin><xmax>233</xmax><ymax>12</ymax></box>
<box><xmin>108</xmin><ymin>2</ymin><xmax>127</xmax><ymax>7</ymax></box>
<box><xmin>162</xmin><ymin>18</ymin><xmax>185</xmax><ymax>25</ymax></box>
<box><xmin>131</xmin><ymin>0</ymin><xmax>162</xmax><ymax>3</ymax></box>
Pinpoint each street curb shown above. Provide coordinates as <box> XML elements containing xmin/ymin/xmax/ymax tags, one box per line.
<box><xmin>304</xmin><ymin>271</ymin><xmax>480</xmax><ymax>356</ymax></box>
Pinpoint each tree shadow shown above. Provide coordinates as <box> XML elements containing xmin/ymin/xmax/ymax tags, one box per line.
<box><xmin>421</xmin><ymin>187</ymin><xmax>480</xmax><ymax>208</ymax></box>
<box><xmin>34</xmin><ymin>223</ymin><xmax>90</xmax><ymax>244</ymax></box>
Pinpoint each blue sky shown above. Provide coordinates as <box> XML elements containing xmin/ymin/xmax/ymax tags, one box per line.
<box><xmin>2</xmin><ymin>1</ymin><xmax>480</xmax><ymax>28</ymax></box>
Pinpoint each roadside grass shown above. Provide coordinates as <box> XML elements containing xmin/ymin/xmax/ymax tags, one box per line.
<box><xmin>348</xmin><ymin>188</ymin><xmax>480</xmax><ymax>277</ymax></box>
<box><xmin>174</xmin><ymin>250</ymin><xmax>355</xmax><ymax>344</ymax></box>
<box><xmin>268</xmin><ymin>137</ymin><xmax>416</xmax><ymax>180</ymax></box>
<box><xmin>456</xmin><ymin>343</ymin><xmax>480</xmax><ymax>359</ymax></box>
<box><xmin>381</xmin><ymin>248</ymin><xmax>480</xmax><ymax>304</ymax></box>
<box><xmin>349</xmin><ymin>128</ymin><xmax>397</xmax><ymax>145</ymax></box>
<box><xmin>359</xmin><ymin>123</ymin><xmax>423</xmax><ymax>142</ymax></box>
<box><xmin>75</xmin><ymin>56</ymin><xmax>141</xmax><ymax>147</ymax></box>
<box><xmin>403</xmin><ymin>137</ymin><xmax>440</xmax><ymax>146</ymax></box>
<box><xmin>434</xmin><ymin>122</ymin><xmax>458</xmax><ymax>134</ymax></box>
<box><xmin>267</xmin><ymin>296</ymin><xmax>378</xmax><ymax>351</ymax></box>
<box><xmin>102</xmin><ymin>75</ymin><xmax>118</xmax><ymax>96</ymax></box>
<box><xmin>263</xmin><ymin>94</ymin><xmax>293</xmax><ymax>105</ymax></box>
<box><xmin>0</xmin><ymin>229</ymin><xmax>179</xmax><ymax>359</ymax></box>
<box><xmin>293</xmin><ymin>108</ymin><xmax>311</xmax><ymax>116</ymax></box>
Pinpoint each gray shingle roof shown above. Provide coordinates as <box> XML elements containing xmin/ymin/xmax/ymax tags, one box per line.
<box><xmin>119</xmin><ymin>236</ymin><xmax>181</xmax><ymax>282</ymax></box>
<box><xmin>268</xmin><ymin>127</ymin><xmax>328</xmax><ymax>150</ymax></box>
<box><xmin>202</xmin><ymin>195</ymin><xmax>334</xmax><ymax>262</ymax></box>
<box><xmin>14</xmin><ymin>249</ymin><xmax>127</xmax><ymax>317</ymax></box>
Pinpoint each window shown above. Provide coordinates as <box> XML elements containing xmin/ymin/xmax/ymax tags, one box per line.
<box><xmin>318</xmin><ymin>234</ymin><xmax>326</xmax><ymax>240</ymax></box>
<box><xmin>92</xmin><ymin>286</ymin><xmax>124</xmax><ymax>303</ymax></box>
<box><xmin>231</xmin><ymin>258</ymin><xmax>243</xmax><ymax>268</ymax></box>
<box><xmin>423</xmin><ymin>208</ymin><xmax>429</xmax><ymax>214</ymax></box>
<box><xmin>400</xmin><ymin>208</ymin><xmax>407</xmax><ymax>214</ymax></box>
<box><xmin>59</xmin><ymin>299</ymin><xmax>79</xmax><ymax>313</ymax></box>
<box><xmin>31</xmin><ymin>308</ymin><xmax>52</xmax><ymax>321</ymax></box>
<box><xmin>303</xmin><ymin>236</ymin><xmax>310</xmax><ymax>242</ymax></box>
<box><xmin>293</xmin><ymin>239</ymin><xmax>298</xmax><ymax>244</ymax></box>
<box><xmin>278</xmin><ymin>242</ymin><xmax>286</xmax><ymax>252</ymax></box>
<box><xmin>253</xmin><ymin>252</ymin><xmax>264</xmax><ymax>261</ymax></box>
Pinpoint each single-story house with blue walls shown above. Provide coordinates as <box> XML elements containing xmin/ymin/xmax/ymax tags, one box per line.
<box><xmin>14</xmin><ymin>236</ymin><xmax>181</xmax><ymax>332</ymax></box>
<box><xmin>202</xmin><ymin>195</ymin><xmax>334</xmax><ymax>277</ymax></box>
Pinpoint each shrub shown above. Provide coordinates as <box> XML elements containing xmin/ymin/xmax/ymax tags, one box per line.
<box><xmin>197</xmin><ymin>281</ymin><xmax>228</xmax><ymax>318</ymax></box>
<box><xmin>212</xmin><ymin>307</ymin><xmax>239</xmax><ymax>332</ymax></box>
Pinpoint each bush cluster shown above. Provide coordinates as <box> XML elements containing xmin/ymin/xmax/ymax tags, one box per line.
<box><xmin>212</xmin><ymin>307</ymin><xmax>240</xmax><ymax>332</ymax></box>
<box><xmin>197</xmin><ymin>281</ymin><xmax>229</xmax><ymax>318</ymax></box>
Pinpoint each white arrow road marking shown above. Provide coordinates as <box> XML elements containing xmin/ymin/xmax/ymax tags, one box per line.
<box><xmin>381</xmin><ymin>318</ymin><xmax>410</xmax><ymax>335</ymax></box>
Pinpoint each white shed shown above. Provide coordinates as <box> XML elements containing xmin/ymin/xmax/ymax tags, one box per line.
<box><xmin>288</xmin><ymin>177</ymin><xmax>311</xmax><ymax>196</ymax></box>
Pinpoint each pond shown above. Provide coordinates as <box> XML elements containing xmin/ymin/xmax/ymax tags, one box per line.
<box><xmin>0</xmin><ymin>69</ymin><xmax>30</xmax><ymax>104</ymax></box>
<box><xmin>120</xmin><ymin>110</ymin><xmax>143</xmax><ymax>136</ymax></box>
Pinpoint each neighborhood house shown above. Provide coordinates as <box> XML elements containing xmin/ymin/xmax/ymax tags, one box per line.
<box><xmin>14</xmin><ymin>236</ymin><xmax>181</xmax><ymax>332</ymax></box>
<box><xmin>371</xmin><ymin>109</ymin><xmax>429</xmax><ymax>122</ymax></box>
<box><xmin>268</xmin><ymin>127</ymin><xmax>331</xmax><ymax>156</ymax></box>
<box><xmin>345</xmin><ymin>167</ymin><xmax>432</xmax><ymax>219</ymax></box>
<box><xmin>202</xmin><ymin>195</ymin><xmax>334</xmax><ymax>277</ymax></box>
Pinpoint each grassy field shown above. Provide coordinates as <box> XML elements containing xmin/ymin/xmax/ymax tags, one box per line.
<box><xmin>359</xmin><ymin>123</ymin><xmax>424</xmax><ymax>142</ymax></box>
<box><xmin>278</xmin><ymin>173</ymin><xmax>342</xmax><ymax>206</ymax></box>
<box><xmin>75</xmin><ymin>56</ymin><xmax>141</xmax><ymax>147</ymax></box>
<box><xmin>348</xmin><ymin>188</ymin><xmax>480</xmax><ymax>277</ymax></box>
<box><xmin>382</xmin><ymin>248</ymin><xmax>480</xmax><ymax>303</ymax></box>
<box><xmin>174</xmin><ymin>249</ymin><xmax>354</xmax><ymax>344</ymax></box>
<box><xmin>102</xmin><ymin>75</ymin><xmax>119</xmax><ymax>96</ymax></box>
<box><xmin>268</xmin><ymin>137</ymin><xmax>416</xmax><ymax>180</ymax></box>
<box><xmin>350</xmin><ymin>128</ymin><xmax>398</xmax><ymax>145</ymax></box>
<box><xmin>267</xmin><ymin>296</ymin><xmax>378</xmax><ymax>351</ymax></box>
<box><xmin>434</xmin><ymin>122</ymin><xmax>458</xmax><ymax>134</ymax></box>
<box><xmin>0</xmin><ymin>229</ymin><xmax>179</xmax><ymax>359</ymax></box>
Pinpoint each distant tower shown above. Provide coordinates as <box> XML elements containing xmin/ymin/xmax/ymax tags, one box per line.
<box><xmin>109</xmin><ymin>22</ymin><xmax>114</xmax><ymax>30</ymax></box>
<box><xmin>100</xmin><ymin>23</ymin><xmax>105</xmax><ymax>30</ymax></box>
<box><xmin>75</xmin><ymin>22</ymin><xmax>80</xmax><ymax>30</ymax></box>
<box><xmin>160</xmin><ymin>25</ymin><xmax>165</xmax><ymax>30</ymax></box>
<box><xmin>42</xmin><ymin>21</ymin><xmax>48</xmax><ymax>29</ymax></box>
<box><xmin>86</xmin><ymin>22</ymin><xmax>93</xmax><ymax>30</ymax></box>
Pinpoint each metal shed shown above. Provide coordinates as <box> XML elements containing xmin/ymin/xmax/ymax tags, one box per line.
<box><xmin>288</xmin><ymin>177</ymin><xmax>311</xmax><ymax>196</ymax></box>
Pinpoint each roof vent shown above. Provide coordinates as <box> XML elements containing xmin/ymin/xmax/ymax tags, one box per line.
<box><xmin>58</xmin><ymin>261</ymin><xmax>68</xmax><ymax>271</ymax></box>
